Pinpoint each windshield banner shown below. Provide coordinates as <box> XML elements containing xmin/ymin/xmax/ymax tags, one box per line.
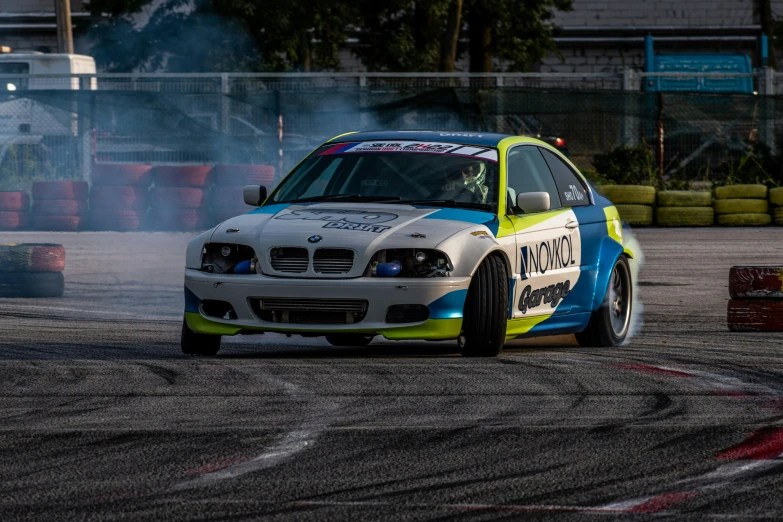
<box><xmin>320</xmin><ymin>141</ymin><xmax>498</xmax><ymax>162</ymax></box>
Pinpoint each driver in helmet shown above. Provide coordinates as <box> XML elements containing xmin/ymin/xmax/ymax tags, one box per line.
<box><xmin>459</xmin><ymin>160</ymin><xmax>488</xmax><ymax>203</ymax></box>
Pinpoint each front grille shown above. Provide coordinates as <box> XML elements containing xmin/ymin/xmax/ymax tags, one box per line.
<box><xmin>250</xmin><ymin>297</ymin><xmax>368</xmax><ymax>324</ymax></box>
<box><xmin>313</xmin><ymin>249</ymin><xmax>354</xmax><ymax>274</ymax></box>
<box><xmin>269</xmin><ymin>247</ymin><xmax>308</xmax><ymax>273</ymax></box>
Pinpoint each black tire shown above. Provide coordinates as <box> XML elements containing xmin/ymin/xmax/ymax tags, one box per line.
<box><xmin>181</xmin><ymin>319</ymin><xmax>221</xmax><ymax>356</ymax></box>
<box><xmin>0</xmin><ymin>272</ymin><xmax>64</xmax><ymax>298</ymax></box>
<box><xmin>576</xmin><ymin>256</ymin><xmax>632</xmax><ymax>347</ymax></box>
<box><xmin>459</xmin><ymin>255</ymin><xmax>508</xmax><ymax>357</ymax></box>
<box><xmin>325</xmin><ymin>334</ymin><xmax>374</xmax><ymax>347</ymax></box>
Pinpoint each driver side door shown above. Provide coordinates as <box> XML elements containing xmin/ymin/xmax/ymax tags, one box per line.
<box><xmin>506</xmin><ymin>145</ymin><xmax>582</xmax><ymax>323</ymax></box>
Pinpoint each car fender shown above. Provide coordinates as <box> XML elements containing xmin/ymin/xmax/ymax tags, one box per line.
<box><xmin>589</xmin><ymin>235</ymin><xmax>626</xmax><ymax>312</ymax></box>
<box><xmin>435</xmin><ymin>224</ymin><xmax>510</xmax><ymax>279</ymax></box>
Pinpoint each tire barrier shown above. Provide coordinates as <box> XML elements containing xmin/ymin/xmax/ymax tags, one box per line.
<box><xmin>771</xmin><ymin>188</ymin><xmax>783</xmax><ymax>226</ymax></box>
<box><xmin>0</xmin><ymin>191</ymin><xmax>30</xmax><ymax>212</ymax></box>
<box><xmin>614</xmin><ymin>204</ymin><xmax>653</xmax><ymax>226</ymax></box>
<box><xmin>596</xmin><ymin>185</ymin><xmax>656</xmax><ymax>205</ymax></box>
<box><xmin>90</xmin><ymin>210</ymin><xmax>144</xmax><ymax>232</ymax></box>
<box><xmin>150</xmin><ymin>187</ymin><xmax>208</xmax><ymax>209</ymax></box>
<box><xmin>32</xmin><ymin>199</ymin><xmax>89</xmax><ymax>217</ymax></box>
<box><xmin>0</xmin><ymin>243</ymin><xmax>65</xmax><ymax>272</ymax></box>
<box><xmin>729</xmin><ymin>266</ymin><xmax>783</xmax><ymax>299</ymax></box>
<box><xmin>714</xmin><ymin>184</ymin><xmax>768</xmax><ymax>200</ymax></box>
<box><xmin>727</xmin><ymin>300</ymin><xmax>783</xmax><ymax>332</ymax></box>
<box><xmin>716</xmin><ymin>213</ymin><xmax>772</xmax><ymax>226</ymax></box>
<box><xmin>655</xmin><ymin>206</ymin><xmax>714</xmax><ymax>227</ymax></box>
<box><xmin>31</xmin><ymin>181</ymin><xmax>89</xmax><ymax>231</ymax></box>
<box><xmin>712</xmin><ymin>184</ymin><xmax>770</xmax><ymax>227</ymax></box>
<box><xmin>0</xmin><ymin>243</ymin><xmax>65</xmax><ymax>298</ymax></box>
<box><xmin>211</xmin><ymin>164</ymin><xmax>275</xmax><ymax>186</ymax></box>
<box><xmin>91</xmin><ymin>164</ymin><xmax>153</xmax><ymax>187</ymax></box>
<box><xmin>0</xmin><ymin>272</ymin><xmax>64</xmax><ymax>298</ymax></box>
<box><xmin>90</xmin><ymin>185</ymin><xmax>148</xmax><ymax>211</ymax></box>
<box><xmin>713</xmin><ymin>199</ymin><xmax>769</xmax><ymax>215</ymax></box>
<box><xmin>152</xmin><ymin>165</ymin><xmax>213</xmax><ymax>187</ymax></box>
<box><xmin>0</xmin><ymin>211</ymin><xmax>29</xmax><ymax>231</ymax></box>
<box><xmin>656</xmin><ymin>190</ymin><xmax>712</xmax><ymax>208</ymax></box>
<box><xmin>32</xmin><ymin>181</ymin><xmax>89</xmax><ymax>201</ymax></box>
<box><xmin>147</xmin><ymin>209</ymin><xmax>209</xmax><ymax>231</ymax></box>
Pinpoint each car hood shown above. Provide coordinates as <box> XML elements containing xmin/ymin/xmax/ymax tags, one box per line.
<box><xmin>209</xmin><ymin>202</ymin><xmax>496</xmax><ymax>278</ymax></box>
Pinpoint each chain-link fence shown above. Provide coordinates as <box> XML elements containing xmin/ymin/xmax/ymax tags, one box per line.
<box><xmin>0</xmin><ymin>71</ymin><xmax>778</xmax><ymax>190</ymax></box>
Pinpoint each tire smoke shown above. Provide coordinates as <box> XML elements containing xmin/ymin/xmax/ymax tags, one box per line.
<box><xmin>622</xmin><ymin>225</ymin><xmax>644</xmax><ymax>343</ymax></box>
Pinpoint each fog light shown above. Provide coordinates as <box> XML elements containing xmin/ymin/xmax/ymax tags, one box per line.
<box><xmin>221</xmin><ymin>246</ymin><xmax>231</xmax><ymax>257</ymax></box>
<box><xmin>415</xmin><ymin>251</ymin><xmax>427</xmax><ymax>262</ymax></box>
<box><xmin>386</xmin><ymin>304</ymin><xmax>430</xmax><ymax>323</ymax></box>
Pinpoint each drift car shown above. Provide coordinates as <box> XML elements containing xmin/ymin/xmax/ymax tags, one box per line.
<box><xmin>183</xmin><ymin>131</ymin><xmax>633</xmax><ymax>357</ymax></box>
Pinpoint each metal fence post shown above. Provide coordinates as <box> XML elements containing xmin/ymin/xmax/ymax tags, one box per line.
<box><xmin>760</xmin><ymin>67</ymin><xmax>776</xmax><ymax>155</ymax></box>
<box><xmin>621</xmin><ymin>68</ymin><xmax>639</xmax><ymax>147</ymax></box>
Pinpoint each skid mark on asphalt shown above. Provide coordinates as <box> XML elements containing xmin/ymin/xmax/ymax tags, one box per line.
<box><xmin>171</xmin><ymin>374</ymin><xmax>337</xmax><ymax>490</ymax></box>
<box><xmin>599</xmin><ymin>362</ymin><xmax>783</xmax><ymax>512</ymax></box>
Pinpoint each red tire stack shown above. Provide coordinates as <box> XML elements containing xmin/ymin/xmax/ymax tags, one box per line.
<box><xmin>149</xmin><ymin>166</ymin><xmax>212</xmax><ymax>231</ymax></box>
<box><xmin>727</xmin><ymin>266</ymin><xmax>783</xmax><ymax>331</ymax></box>
<box><xmin>31</xmin><ymin>181</ymin><xmax>89</xmax><ymax>231</ymax></box>
<box><xmin>90</xmin><ymin>164</ymin><xmax>152</xmax><ymax>232</ymax></box>
<box><xmin>0</xmin><ymin>243</ymin><xmax>65</xmax><ymax>297</ymax></box>
<box><xmin>0</xmin><ymin>191</ymin><xmax>30</xmax><ymax>230</ymax></box>
<box><xmin>210</xmin><ymin>164</ymin><xmax>275</xmax><ymax>224</ymax></box>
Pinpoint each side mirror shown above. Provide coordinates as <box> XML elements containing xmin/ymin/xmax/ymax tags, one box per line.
<box><xmin>516</xmin><ymin>192</ymin><xmax>550</xmax><ymax>214</ymax></box>
<box><xmin>243</xmin><ymin>185</ymin><xmax>267</xmax><ymax>206</ymax></box>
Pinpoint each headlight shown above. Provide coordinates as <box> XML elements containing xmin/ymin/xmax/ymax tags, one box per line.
<box><xmin>201</xmin><ymin>243</ymin><xmax>257</xmax><ymax>274</ymax></box>
<box><xmin>367</xmin><ymin>249</ymin><xmax>452</xmax><ymax>277</ymax></box>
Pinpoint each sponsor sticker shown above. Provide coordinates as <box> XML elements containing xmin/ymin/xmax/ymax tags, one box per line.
<box><xmin>275</xmin><ymin>208</ymin><xmax>398</xmax><ymax>234</ymax></box>
<box><xmin>322</xmin><ymin>141</ymin><xmax>499</xmax><ymax>162</ymax></box>
<box><xmin>520</xmin><ymin>235</ymin><xmax>577</xmax><ymax>281</ymax></box>
<box><xmin>563</xmin><ymin>184</ymin><xmax>586</xmax><ymax>203</ymax></box>
<box><xmin>519</xmin><ymin>280</ymin><xmax>571</xmax><ymax>314</ymax></box>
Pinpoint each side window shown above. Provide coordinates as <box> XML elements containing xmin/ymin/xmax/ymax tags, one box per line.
<box><xmin>506</xmin><ymin>146</ymin><xmax>561</xmax><ymax>214</ymax></box>
<box><xmin>540</xmin><ymin>148</ymin><xmax>590</xmax><ymax>207</ymax></box>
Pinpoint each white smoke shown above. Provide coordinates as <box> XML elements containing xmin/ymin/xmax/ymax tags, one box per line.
<box><xmin>622</xmin><ymin>225</ymin><xmax>644</xmax><ymax>343</ymax></box>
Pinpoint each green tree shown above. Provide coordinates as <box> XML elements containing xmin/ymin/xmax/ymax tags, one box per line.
<box><xmin>85</xmin><ymin>0</ymin><xmax>359</xmax><ymax>72</ymax></box>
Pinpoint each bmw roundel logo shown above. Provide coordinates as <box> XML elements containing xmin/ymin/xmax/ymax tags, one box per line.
<box><xmin>307</xmin><ymin>235</ymin><xmax>322</xmax><ymax>243</ymax></box>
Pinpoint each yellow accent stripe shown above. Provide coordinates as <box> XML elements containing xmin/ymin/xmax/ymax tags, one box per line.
<box><xmin>327</xmin><ymin>131</ymin><xmax>359</xmax><ymax>142</ymax></box>
<box><xmin>379</xmin><ymin>318</ymin><xmax>462</xmax><ymax>340</ymax></box>
<box><xmin>603</xmin><ymin>205</ymin><xmax>634</xmax><ymax>258</ymax></box>
<box><xmin>505</xmin><ymin>314</ymin><xmax>551</xmax><ymax>339</ymax></box>
<box><xmin>185</xmin><ymin>312</ymin><xmax>461</xmax><ymax>340</ymax></box>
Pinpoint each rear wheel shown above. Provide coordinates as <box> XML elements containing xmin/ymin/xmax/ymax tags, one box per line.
<box><xmin>459</xmin><ymin>256</ymin><xmax>508</xmax><ymax>357</ymax></box>
<box><xmin>576</xmin><ymin>256</ymin><xmax>632</xmax><ymax>347</ymax></box>
<box><xmin>325</xmin><ymin>334</ymin><xmax>374</xmax><ymax>347</ymax></box>
<box><xmin>181</xmin><ymin>319</ymin><xmax>221</xmax><ymax>356</ymax></box>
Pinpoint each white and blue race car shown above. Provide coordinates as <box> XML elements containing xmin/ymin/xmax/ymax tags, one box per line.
<box><xmin>183</xmin><ymin>131</ymin><xmax>633</xmax><ymax>356</ymax></box>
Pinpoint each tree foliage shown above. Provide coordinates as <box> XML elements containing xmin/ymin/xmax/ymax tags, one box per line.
<box><xmin>84</xmin><ymin>0</ymin><xmax>571</xmax><ymax>72</ymax></box>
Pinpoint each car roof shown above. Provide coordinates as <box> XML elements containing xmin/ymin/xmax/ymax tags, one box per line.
<box><xmin>328</xmin><ymin>130</ymin><xmax>515</xmax><ymax>147</ymax></box>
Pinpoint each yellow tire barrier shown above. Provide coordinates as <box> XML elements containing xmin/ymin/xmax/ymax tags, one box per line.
<box><xmin>656</xmin><ymin>190</ymin><xmax>712</xmax><ymax>207</ymax></box>
<box><xmin>596</xmin><ymin>185</ymin><xmax>656</xmax><ymax>205</ymax></box>
<box><xmin>773</xmin><ymin>207</ymin><xmax>783</xmax><ymax>225</ymax></box>
<box><xmin>714</xmin><ymin>184</ymin><xmax>768</xmax><ymax>200</ymax></box>
<box><xmin>770</xmin><ymin>187</ymin><xmax>783</xmax><ymax>207</ymax></box>
<box><xmin>656</xmin><ymin>207</ymin><xmax>714</xmax><ymax>227</ymax></box>
<box><xmin>714</xmin><ymin>199</ymin><xmax>769</xmax><ymax>215</ymax></box>
<box><xmin>717</xmin><ymin>213</ymin><xmax>772</xmax><ymax>226</ymax></box>
<box><xmin>615</xmin><ymin>204</ymin><xmax>654</xmax><ymax>226</ymax></box>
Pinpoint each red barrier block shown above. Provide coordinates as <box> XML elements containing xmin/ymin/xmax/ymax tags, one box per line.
<box><xmin>729</xmin><ymin>266</ymin><xmax>783</xmax><ymax>299</ymax></box>
<box><xmin>727</xmin><ymin>300</ymin><xmax>783</xmax><ymax>332</ymax></box>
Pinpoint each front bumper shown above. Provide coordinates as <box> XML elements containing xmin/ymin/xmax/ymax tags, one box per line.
<box><xmin>184</xmin><ymin>269</ymin><xmax>470</xmax><ymax>340</ymax></box>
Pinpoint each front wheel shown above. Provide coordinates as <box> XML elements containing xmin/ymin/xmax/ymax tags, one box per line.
<box><xmin>576</xmin><ymin>256</ymin><xmax>632</xmax><ymax>347</ymax></box>
<box><xmin>459</xmin><ymin>255</ymin><xmax>508</xmax><ymax>357</ymax></box>
<box><xmin>181</xmin><ymin>319</ymin><xmax>221</xmax><ymax>356</ymax></box>
<box><xmin>325</xmin><ymin>334</ymin><xmax>374</xmax><ymax>347</ymax></box>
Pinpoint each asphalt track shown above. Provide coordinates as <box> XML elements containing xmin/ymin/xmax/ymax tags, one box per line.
<box><xmin>1</xmin><ymin>228</ymin><xmax>782</xmax><ymax>521</ymax></box>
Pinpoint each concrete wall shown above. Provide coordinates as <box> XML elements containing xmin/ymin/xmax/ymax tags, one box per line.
<box><xmin>551</xmin><ymin>0</ymin><xmax>755</xmax><ymax>27</ymax></box>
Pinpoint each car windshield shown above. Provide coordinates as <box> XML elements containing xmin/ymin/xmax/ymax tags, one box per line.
<box><xmin>270</xmin><ymin>142</ymin><xmax>500</xmax><ymax>211</ymax></box>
